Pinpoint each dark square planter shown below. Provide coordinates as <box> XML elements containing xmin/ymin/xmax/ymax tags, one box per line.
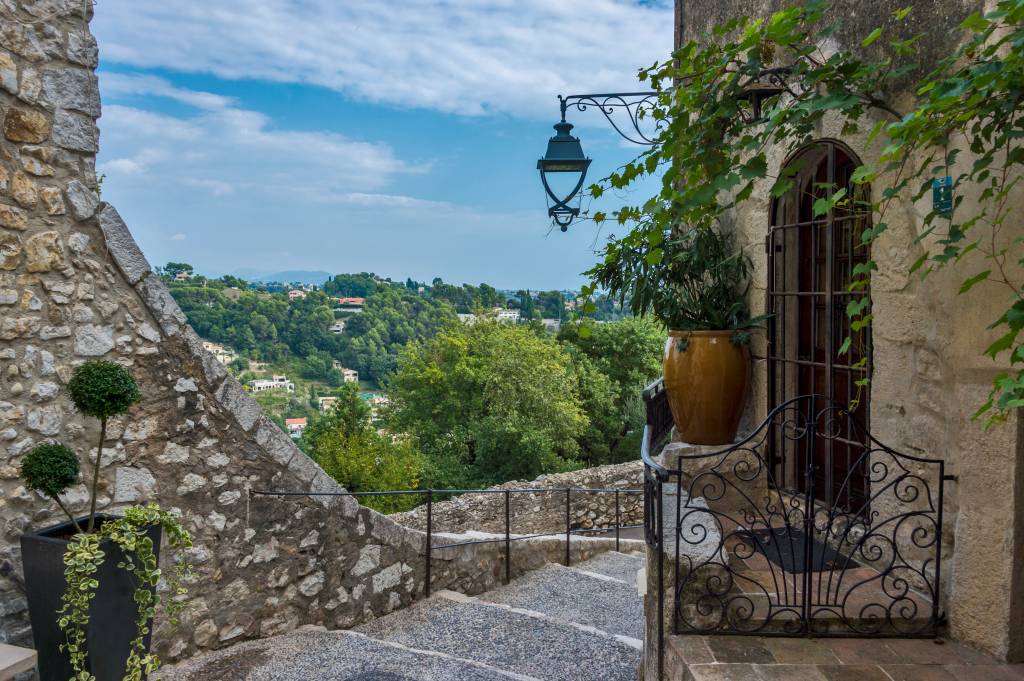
<box><xmin>20</xmin><ymin>514</ymin><xmax>162</xmax><ymax>681</ymax></box>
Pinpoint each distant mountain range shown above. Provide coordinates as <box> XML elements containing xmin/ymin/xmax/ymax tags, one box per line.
<box><xmin>225</xmin><ymin>269</ymin><xmax>333</xmax><ymax>286</ymax></box>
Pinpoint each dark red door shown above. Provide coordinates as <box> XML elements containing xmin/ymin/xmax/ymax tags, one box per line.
<box><xmin>768</xmin><ymin>141</ymin><xmax>872</xmax><ymax>513</ymax></box>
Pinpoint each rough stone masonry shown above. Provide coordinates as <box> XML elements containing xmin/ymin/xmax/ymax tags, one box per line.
<box><xmin>0</xmin><ymin>0</ymin><xmax>632</xmax><ymax>663</ymax></box>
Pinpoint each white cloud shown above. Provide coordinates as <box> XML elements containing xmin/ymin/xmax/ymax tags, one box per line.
<box><xmin>97</xmin><ymin>75</ymin><xmax>423</xmax><ymax>195</ymax></box>
<box><xmin>170</xmin><ymin>233</ymin><xmax>187</xmax><ymax>241</ymax></box>
<box><xmin>91</xmin><ymin>0</ymin><xmax>673</xmax><ymax>119</ymax></box>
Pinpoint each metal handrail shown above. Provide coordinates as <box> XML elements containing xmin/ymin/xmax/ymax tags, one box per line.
<box><xmin>252</xmin><ymin>484</ymin><xmax>645</xmax><ymax>597</ymax></box>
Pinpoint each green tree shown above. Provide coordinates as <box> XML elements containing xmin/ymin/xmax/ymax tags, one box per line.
<box><xmin>304</xmin><ymin>384</ymin><xmax>422</xmax><ymax>512</ymax></box>
<box><xmin>161</xmin><ymin>262</ymin><xmax>193</xmax><ymax>279</ymax></box>
<box><xmin>387</xmin><ymin>320</ymin><xmax>587</xmax><ymax>488</ymax></box>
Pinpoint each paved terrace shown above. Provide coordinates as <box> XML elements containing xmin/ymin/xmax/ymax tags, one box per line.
<box><xmin>666</xmin><ymin>635</ymin><xmax>1024</xmax><ymax>681</ymax></box>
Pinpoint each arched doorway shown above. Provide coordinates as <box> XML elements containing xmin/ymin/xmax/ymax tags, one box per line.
<box><xmin>767</xmin><ymin>140</ymin><xmax>872</xmax><ymax>512</ymax></box>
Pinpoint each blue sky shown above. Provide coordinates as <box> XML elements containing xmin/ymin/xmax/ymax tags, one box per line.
<box><xmin>91</xmin><ymin>1</ymin><xmax>673</xmax><ymax>290</ymax></box>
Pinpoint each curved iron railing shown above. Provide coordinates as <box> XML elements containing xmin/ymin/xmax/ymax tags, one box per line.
<box><xmin>641</xmin><ymin>383</ymin><xmax>951</xmax><ymax>678</ymax></box>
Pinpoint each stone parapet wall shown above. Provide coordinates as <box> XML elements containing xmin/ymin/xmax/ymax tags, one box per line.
<box><xmin>390</xmin><ymin>460</ymin><xmax>645</xmax><ymax>535</ymax></box>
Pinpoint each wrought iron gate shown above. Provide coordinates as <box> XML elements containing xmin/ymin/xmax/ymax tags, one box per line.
<box><xmin>644</xmin><ymin>389</ymin><xmax>947</xmax><ymax>641</ymax></box>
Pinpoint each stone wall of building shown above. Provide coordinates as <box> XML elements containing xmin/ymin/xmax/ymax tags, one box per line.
<box><xmin>390</xmin><ymin>460</ymin><xmax>645</xmax><ymax>535</ymax></box>
<box><xmin>676</xmin><ymin>0</ymin><xmax>1024</xmax><ymax>661</ymax></box>
<box><xmin>0</xmin><ymin>1</ymin><xmax>630</xmax><ymax>665</ymax></box>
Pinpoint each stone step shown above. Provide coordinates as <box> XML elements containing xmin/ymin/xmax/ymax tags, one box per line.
<box><xmin>355</xmin><ymin>591</ymin><xmax>641</xmax><ymax>681</ymax></box>
<box><xmin>571</xmin><ymin>550</ymin><xmax>645</xmax><ymax>586</ymax></box>
<box><xmin>155</xmin><ymin>628</ymin><xmax>538</xmax><ymax>681</ymax></box>
<box><xmin>477</xmin><ymin>563</ymin><xmax>644</xmax><ymax>640</ymax></box>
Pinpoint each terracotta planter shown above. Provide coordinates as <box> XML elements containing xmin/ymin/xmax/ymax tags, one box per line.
<box><xmin>663</xmin><ymin>330</ymin><xmax>749</xmax><ymax>445</ymax></box>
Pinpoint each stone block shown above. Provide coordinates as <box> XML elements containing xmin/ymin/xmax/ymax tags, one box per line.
<box><xmin>0</xmin><ymin>51</ymin><xmax>16</xmax><ymax>94</ymax></box>
<box><xmin>113</xmin><ymin>466</ymin><xmax>156</xmax><ymax>503</ymax></box>
<box><xmin>2</xmin><ymin>108</ymin><xmax>49</xmax><ymax>144</ymax></box>
<box><xmin>217</xmin><ymin>378</ymin><xmax>261</xmax><ymax>432</ymax></box>
<box><xmin>97</xmin><ymin>204</ymin><xmax>150</xmax><ymax>283</ymax></box>
<box><xmin>0</xmin><ymin>234</ymin><xmax>22</xmax><ymax>270</ymax></box>
<box><xmin>51</xmin><ymin>109</ymin><xmax>97</xmax><ymax>152</ymax></box>
<box><xmin>0</xmin><ymin>203</ymin><xmax>28</xmax><ymax>231</ymax></box>
<box><xmin>74</xmin><ymin>323</ymin><xmax>114</xmax><ymax>356</ymax></box>
<box><xmin>65</xmin><ymin>179</ymin><xmax>98</xmax><ymax>221</ymax></box>
<box><xmin>66</xmin><ymin>31</ymin><xmax>98</xmax><ymax>68</ymax></box>
<box><xmin>23</xmin><ymin>230</ymin><xmax>65</xmax><ymax>272</ymax></box>
<box><xmin>41</xmin><ymin>68</ymin><xmax>100</xmax><ymax>116</ymax></box>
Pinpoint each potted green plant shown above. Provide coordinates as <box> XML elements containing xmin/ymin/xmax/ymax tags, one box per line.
<box><xmin>19</xmin><ymin>360</ymin><xmax>192</xmax><ymax>681</ymax></box>
<box><xmin>590</xmin><ymin>225</ymin><xmax>762</xmax><ymax>444</ymax></box>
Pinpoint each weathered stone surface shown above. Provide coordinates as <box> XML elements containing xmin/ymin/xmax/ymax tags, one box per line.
<box><xmin>113</xmin><ymin>466</ymin><xmax>156</xmax><ymax>503</ymax></box>
<box><xmin>26</xmin><ymin>404</ymin><xmax>61</xmax><ymax>435</ymax></box>
<box><xmin>0</xmin><ymin>51</ymin><xmax>17</xmax><ymax>94</ymax></box>
<box><xmin>51</xmin><ymin>109</ymin><xmax>97</xmax><ymax>152</ymax></box>
<box><xmin>23</xmin><ymin>230</ymin><xmax>65</xmax><ymax>272</ymax></box>
<box><xmin>97</xmin><ymin>204</ymin><xmax>150</xmax><ymax>282</ymax></box>
<box><xmin>41</xmin><ymin>68</ymin><xmax>100</xmax><ymax>116</ymax></box>
<box><xmin>38</xmin><ymin>186</ymin><xmax>64</xmax><ymax>215</ymax></box>
<box><xmin>137</xmin><ymin>274</ymin><xmax>186</xmax><ymax>334</ymax></box>
<box><xmin>158</xmin><ymin>442</ymin><xmax>190</xmax><ymax>464</ymax></box>
<box><xmin>74</xmin><ymin>323</ymin><xmax>114</xmax><ymax>356</ymax></box>
<box><xmin>66</xmin><ymin>31</ymin><xmax>98</xmax><ymax>67</ymax></box>
<box><xmin>65</xmin><ymin>179</ymin><xmax>98</xmax><ymax>221</ymax></box>
<box><xmin>2</xmin><ymin>108</ymin><xmax>50</xmax><ymax>144</ymax></box>
<box><xmin>0</xmin><ymin>234</ymin><xmax>22</xmax><ymax>270</ymax></box>
<box><xmin>217</xmin><ymin>379</ymin><xmax>262</xmax><ymax>433</ymax></box>
<box><xmin>10</xmin><ymin>172</ymin><xmax>37</xmax><ymax>208</ymax></box>
<box><xmin>0</xmin><ymin>203</ymin><xmax>28</xmax><ymax>230</ymax></box>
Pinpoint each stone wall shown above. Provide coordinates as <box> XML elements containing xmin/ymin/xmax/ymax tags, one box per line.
<box><xmin>390</xmin><ymin>460</ymin><xmax>645</xmax><ymax>535</ymax></box>
<box><xmin>676</xmin><ymin>0</ymin><xmax>1024</xmax><ymax>661</ymax></box>
<box><xmin>0</xmin><ymin>1</ymin><xmax>628</xmax><ymax>665</ymax></box>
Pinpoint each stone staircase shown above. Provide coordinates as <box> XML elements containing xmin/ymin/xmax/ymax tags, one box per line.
<box><xmin>158</xmin><ymin>551</ymin><xmax>647</xmax><ymax>681</ymax></box>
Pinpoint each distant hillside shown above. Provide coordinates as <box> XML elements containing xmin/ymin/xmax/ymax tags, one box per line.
<box><xmin>228</xmin><ymin>269</ymin><xmax>333</xmax><ymax>286</ymax></box>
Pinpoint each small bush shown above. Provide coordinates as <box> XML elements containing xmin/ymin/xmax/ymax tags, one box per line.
<box><xmin>21</xmin><ymin>443</ymin><xmax>80</xmax><ymax>498</ymax></box>
<box><xmin>68</xmin><ymin>360</ymin><xmax>141</xmax><ymax>418</ymax></box>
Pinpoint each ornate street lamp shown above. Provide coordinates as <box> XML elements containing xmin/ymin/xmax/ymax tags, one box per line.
<box><xmin>537</xmin><ymin>93</ymin><xmax>657</xmax><ymax>231</ymax></box>
<box><xmin>537</xmin><ymin>116</ymin><xmax>591</xmax><ymax>232</ymax></box>
<box><xmin>537</xmin><ymin>71</ymin><xmax>788</xmax><ymax>230</ymax></box>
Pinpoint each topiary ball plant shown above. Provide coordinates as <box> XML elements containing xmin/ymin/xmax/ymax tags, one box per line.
<box><xmin>68</xmin><ymin>360</ymin><xmax>141</xmax><ymax>531</ymax></box>
<box><xmin>68</xmin><ymin>360</ymin><xmax>141</xmax><ymax>419</ymax></box>
<box><xmin>21</xmin><ymin>443</ymin><xmax>84</xmax><ymax>533</ymax></box>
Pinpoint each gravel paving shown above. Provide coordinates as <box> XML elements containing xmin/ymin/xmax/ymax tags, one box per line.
<box><xmin>154</xmin><ymin>629</ymin><xmax>530</xmax><ymax>681</ymax></box>
<box><xmin>478</xmin><ymin>564</ymin><xmax>644</xmax><ymax>640</ymax></box>
<box><xmin>356</xmin><ymin>594</ymin><xmax>640</xmax><ymax>681</ymax></box>
<box><xmin>572</xmin><ymin>550</ymin><xmax>645</xmax><ymax>585</ymax></box>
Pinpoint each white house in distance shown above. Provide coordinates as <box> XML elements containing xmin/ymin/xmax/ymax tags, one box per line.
<box><xmin>285</xmin><ymin>417</ymin><xmax>307</xmax><ymax>438</ymax></box>
<box><xmin>495</xmin><ymin>308</ymin><xmax>521</xmax><ymax>323</ymax></box>
<box><xmin>201</xmin><ymin>340</ymin><xmax>237</xmax><ymax>365</ymax></box>
<box><xmin>318</xmin><ymin>396</ymin><xmax>338</xmax><ymax>413</ymax></box>
<box><xmin>331</xmin><ymin>360</ymin><xmax>359</xmax><ymax>383</ymax></box>
<box><xmin>287</xmin><ymin>289</ymin><xmax>306</xmax><ymax>301</ymax></box>
<box><xmin>248</xmin><ymin>375</ymin><xmax>295</xmax><ymax>393</ymax></box>
<box><xmin>330</xmin><ymin>320</ymin><xmax>346</xmax><ymax>334</ymax></box>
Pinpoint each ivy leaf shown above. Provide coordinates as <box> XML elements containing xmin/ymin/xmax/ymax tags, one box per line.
<box><xmin>958</xmin><ymin>270</ymin><xmax>991</xmax><ymax>294</ymax></box>
<box><xmin>959</xmin><ymin>13</ymin><xmax>990</xmax><ymax>32</ymax></box>
<box><xmin>861</xmin><ymin>27</ymin><xmax>883</xmax><ymax>47</ymax></box>
<box><xmin>646</xmin><ymin>248</ymin><xmax>664</xmax><ymax>265</ymax></box>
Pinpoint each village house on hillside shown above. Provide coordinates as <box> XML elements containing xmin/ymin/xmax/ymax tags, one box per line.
<box><xmin>247</xmin><ymin>375</ymin><xmax>295</xmax><ymax>393</ymax></box>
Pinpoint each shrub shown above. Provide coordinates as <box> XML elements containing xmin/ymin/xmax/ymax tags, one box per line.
<box><xmin>21</xmin><ymin>443</ymin><xmax>79</xmax><ymax>499</ymax></box>
<box><xmin>68</xmin><ymin>360</ymin><xmax>141</xmax><ymax>418</ymax></box>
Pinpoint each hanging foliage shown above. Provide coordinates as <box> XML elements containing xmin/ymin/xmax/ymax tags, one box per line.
<box><xmin>584</xmin><ymin>0</ymin><xmax>1024</xmax><ymax>424</ymax></box>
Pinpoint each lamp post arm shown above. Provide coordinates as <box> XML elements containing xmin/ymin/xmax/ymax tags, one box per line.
<box><xmin>558</xmin><ymin>92</ymin><xmax>661</xmax><ymax>146</ymax></box>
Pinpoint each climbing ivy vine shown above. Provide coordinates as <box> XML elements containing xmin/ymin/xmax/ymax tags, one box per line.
<box><xmin>584</xmin><ymin>0</ymin><xmax>1024</xmax><ymax>424</ymax></box>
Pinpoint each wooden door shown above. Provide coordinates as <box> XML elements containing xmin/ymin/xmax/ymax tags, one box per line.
<box><xmin>768</xmin><ymin>141</ymin><xmax>872</xmax><ymax>513</ymax></box>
